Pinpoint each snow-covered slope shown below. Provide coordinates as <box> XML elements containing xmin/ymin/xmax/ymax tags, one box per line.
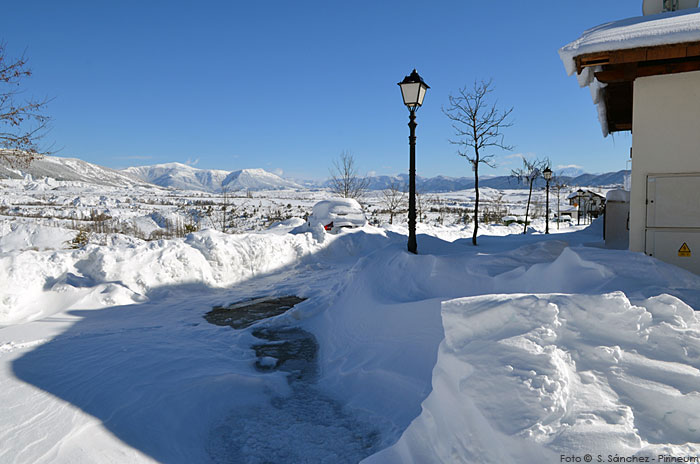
<box><xmin>556</xmin><ymin>166</ymin><xmax>587</xmax><ymax>177</ymax></box>
<box><xmin>222</xmin><ymin>168</ymin><xmax>301</xmax><ymax>191</ymax></box>
<box><xmin>0</xmin><ymin>155</ymin><xmax>152</xmax><ymax>188</ymax></box>
<box><xmin>123</xmin><ymin>163</ymin><xmax>231</xmax><ymax>192</ymax></box>
<box><xmin>124</xmin><ymin>164</ymin><xmax>301</xmax><ymax>192</ymax></box>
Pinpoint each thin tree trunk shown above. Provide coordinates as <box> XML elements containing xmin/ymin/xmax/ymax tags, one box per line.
<box><xmin>473</xmin><ymin>164</ymin><xmax>479</xmax><ymax>246</ymax></box>
<box><xmin>523</xmin><ymin>180</ymin><xmax>534</xmax><ymax>234</ymax></box>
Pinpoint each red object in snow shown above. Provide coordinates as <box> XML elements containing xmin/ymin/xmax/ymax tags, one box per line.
<box><xmin>324</xmin><ymin>222</ymin><xmax>333</xmax><ymax>231</ymax></box>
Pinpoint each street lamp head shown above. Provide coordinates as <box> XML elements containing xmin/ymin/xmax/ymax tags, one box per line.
<box><xmin>398</xmin><ymin>69</ymin><xmax>429</xmax><ymax>110</ymax></box>
<box><xmin>543</xmin><ymin>167</ymin><xmax>552</xmax><ymax>181</ymax></box>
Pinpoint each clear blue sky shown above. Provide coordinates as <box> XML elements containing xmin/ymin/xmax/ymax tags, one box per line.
<box><xmin>3</xmin><ymin>0</ymin><xmax>639</xmax><ymax>180</ymax></box>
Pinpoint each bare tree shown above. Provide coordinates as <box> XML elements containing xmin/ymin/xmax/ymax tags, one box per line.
<box><xmin>381</xmin><ymin>180</ymin><xmax>406</xmax><ymax>224</ymax></box>
<box><xmin>443</xmin><ymin>80</ymin><xmax>513</xmax><ymax>246</ymax></box>
<box><xmin>416</xmin><ymin>189</ymin><xmax>425</xmax><ymax>223</ymax></box>
<box><xmin>1</xmin><ymin>43</ymin><xmax>51</xmax><ymax>167</ymax></box>
<box><xmin>432</xmin><ymin>195</ymin><xmax>447</xmax><ymax>225</ymax></box>
<box><xmin>511</xmin><ymin>156</ymin><xmax>548</xmax><ymax>234</ymax></box>
<box><xmin>218</xmin><ymin>186</ymin><xmax>236</xmax><ymax>232</ymax></box>
<box><xmin>328</xmin><ymin>151</ymin><xmax>369</xmax><ymax>201</ymax></box>
<box><xmin>553</xmin><ymin>180</ymin><xmax>567</xmax><ymax>230</ymax></box>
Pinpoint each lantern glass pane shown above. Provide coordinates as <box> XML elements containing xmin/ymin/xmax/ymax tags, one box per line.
<box><xmin>417</xmin><ymin>84</ymin><xmax>427</xmax><ymax>106</ymax></box>
<box><xmin>400</xmin><ymin>82</ymin><xmax>421</xmax><ymax>106</ymax></box>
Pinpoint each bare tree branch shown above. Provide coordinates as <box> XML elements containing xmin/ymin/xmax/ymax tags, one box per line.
<box><xmin>443</xmin><ymin>79</ymin><xmax>514</xmax><ymax>245</ymax></box>
<box><xmin>381</xmin><ymin>180</ymin><xmax>407</xmax><ymax>225</ymax></box>
<box><xmin>0</xmin><ymin>42</ymin><xmax>52</xmax><ymax>168</ymax></box>
<box><xmin>328</xmin><ymin>151</ymin><xmax>370</xmax><ymax>201</ymax></box>
<box><xmin>511</xmin><ymin>156</ymin><xmax>550</xmax><ymax>234</ymax></box>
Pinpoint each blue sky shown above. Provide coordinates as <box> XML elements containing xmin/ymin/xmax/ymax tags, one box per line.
<box><xmin>3</xmin><ymin>1</ymin><xmax>640</xmax><ymax>180</ymax></box>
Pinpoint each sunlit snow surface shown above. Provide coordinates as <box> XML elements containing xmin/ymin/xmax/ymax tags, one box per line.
<box><xmin>2</xmin><ymin>181</ymin><xmax>700</xmax><ymax>463</ymax></box>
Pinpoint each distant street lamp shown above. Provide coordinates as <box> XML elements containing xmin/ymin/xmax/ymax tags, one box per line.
<box><xmin>576</xmin><ymin>188</ymin><xmax>585</xmax><ymax>225</ymax></box>
<box><xmin>398</xmin><ymin>69</ymin><xmax>429</xmax><ymax>255</ymax></box>
<box><xmin>585</xmin><ymin>191</ymin><xmax>593</xmax><ymax>224</ymax></box>
<box><xmin>543</xmin><ymin>167</ymin><xmax>552</xmax><ymax>234</ymax></box>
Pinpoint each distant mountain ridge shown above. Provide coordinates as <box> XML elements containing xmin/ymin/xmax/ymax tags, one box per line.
<box><xmin>328</xmin><ymin>170</ymin><xmax>629</xmax><ymax>192</ymax></box>
<box><xmin>122</xmin><ymin>163</ymin><xmax>231</xmax><ymax>192</ymax></box>
<box><xmin>124</xmin><ymin>163</ymin><xmax>301</xmax><ymax>192</ymax></box>
<box><xmin>0</xmin><ymin>155</ymin><xmax>628</xmax><ymax>193</ymax></box>
<box><xmin>0</xmin><ymin>155</ymin><xmax>154</xmax><ymax>189</ymax></box>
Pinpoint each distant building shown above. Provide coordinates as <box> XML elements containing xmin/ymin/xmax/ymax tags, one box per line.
<box><xmin>560</xmin><ymin>4</ymin><xmax>700</xmax><ymax>273</ymax></box>
<box><xmin>566</xmin><ymin>189</ymin><xmax>606</xmax><ymax>221</ymax></box>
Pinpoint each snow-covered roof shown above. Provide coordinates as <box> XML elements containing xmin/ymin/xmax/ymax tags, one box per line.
<box><xmin>559</xmin><ymin>8</ymin><xmax>700</xmax><ymax>136</ymax></box>
<box><xmin>606</xmin><ymin>189</ymin><xmax>631</xmax><ymax>202</ymax></box>
<box><xmin>560</xmin><ymin>8</ymin><xmax>700</xmax><ymax>76</ymax></box>
<box><xmin>566</xmin><ymin>189</ymin><xmax>605</xmax><ymax>200</ymax></box>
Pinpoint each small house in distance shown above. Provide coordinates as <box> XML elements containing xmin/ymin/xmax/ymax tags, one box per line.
<box><xmin>566</xmin><ymin>189</ymin><xmax>606</xmax><ymax>221</ymax></box>
<box><xmin>560</xmin><ymin>2</ymin><xmax>700</xmax><ymax>274</ymax></box>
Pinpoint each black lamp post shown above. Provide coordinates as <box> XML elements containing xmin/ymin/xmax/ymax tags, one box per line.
<box><xmin>543</xmin><ymin>167</ymin><xmax>552</xmax><ymax>234</ymax></box>
<box><xmin>398</xmin><ymin>69</ymin><xmax>429</xmax><ymax>255</ymax></box>
<box><xmin>576</xmin><ymin>188</ymin><xmax>585</xmax><ymax>226</ymax></box>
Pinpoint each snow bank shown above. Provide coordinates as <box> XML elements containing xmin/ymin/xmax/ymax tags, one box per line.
<box><xmin>367</xmin><ymin>292</ymin><xmax>700</xmax><ymax>463</ymax></box>
<box><xmin>0</xmin><ymin>223</ymin><xmax>75</xmax><ymax>252</ymax></box>
<box><xmin>0</xmin><ymin>229</ymin><xmax>323</xmax><ymax>324</ymax></box>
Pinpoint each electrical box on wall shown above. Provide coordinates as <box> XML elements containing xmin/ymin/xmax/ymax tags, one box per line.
<box><xmin>645</xmin><ymin>174</ymin><xmax>700</xmax><ymax>274</ymax></box>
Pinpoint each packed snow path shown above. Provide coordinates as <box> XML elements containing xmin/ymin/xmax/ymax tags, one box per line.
<box><xmin>208</xmin><ymin>326</ymin><xmax>379</xmax><ymax>463</ymax></box>
<box><xmin>204</xmin><ymin>297</ymin><xmax>380</xmax><ymax>463</ymax></box>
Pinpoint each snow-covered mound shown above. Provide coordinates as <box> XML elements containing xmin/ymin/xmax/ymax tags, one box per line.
<box><xmin>123</xmin><ymin>162</ymin><xmax>231</xmax><ymax>192</ymax></box>
<box><xmin>0</xmin><ymin>155</ymin><xmax>151</xmax><ymax>188</ymax></box>
<box><xmin>367</xmin><ymin>292</ymin><xmax>700</xmax><ymax>463</ymax></box>
<box><xmin>222</xmin><ymin>168</ymin><xmax>301</xmax><ymax>191</ymax></box>
<box><xmin>0</xmin><ymin>229</ymin><xmax>321</xmax><ymax>325</ymax></box>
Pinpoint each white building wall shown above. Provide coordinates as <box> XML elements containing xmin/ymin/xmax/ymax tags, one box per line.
<box><xmin>629</xmin><ymin>70</ymin><xmax>700</xmax><ymax>252</ymax></box>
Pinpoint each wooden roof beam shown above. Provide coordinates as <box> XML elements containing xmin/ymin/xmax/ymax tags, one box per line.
<box><xmin>594</xmin><ymin>58</ymin><xmax>700</xmax><ymax>83</ymax></box>
<box><xmin>575</xmin><ymin>41</ymin><xmax>700</xmax><ymax>74</ymax></box>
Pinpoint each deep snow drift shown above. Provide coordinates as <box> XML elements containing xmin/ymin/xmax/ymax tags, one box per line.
<box><xmin>2</xmin><ymin>218</ymin><xmax>700</xmax><ymax>463</ymax></box>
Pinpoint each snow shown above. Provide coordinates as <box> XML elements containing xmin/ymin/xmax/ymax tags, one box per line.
<box><xmin>607</xmin><ymin>189</ymin><xmax>631</xmax><ymax>202</ymax></box>
<box><xmin>2</xmin><ymin>173</ymin><xmax>700</xmax><ymax>463</ymax></box>
<box><xmin>222</xmin><ymin>168</ymin><xmax>301</xmax><ymax>191</ymax></box>
<box><xmin>559</xmin><ymin>8</ymin><xmax>700</xmax><ymax>76</ymax></box>
<box><xmin>124</xmin><ymin>163</ymin><xmax>301</xmax><ymax>192</ymax></box>
<box><xmin>559</xmin><ymin>8</ymin><xmax>700</xmax><ymax>136</ymax></box>
<box><xmin>368</xmin><ymin>292</ymin><xmax>700</xmax><ymax>463</ymax></box>
<box><xmin>306</xmin><ymin>198</ymin><xmax>368</xmax><ymax>232</ymax></box>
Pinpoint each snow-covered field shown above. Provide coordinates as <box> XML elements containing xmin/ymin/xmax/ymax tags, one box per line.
<box><xmin>2</xmin><ymin>175</ymin><xmax>699</xmax><ymax>463</ymax></box>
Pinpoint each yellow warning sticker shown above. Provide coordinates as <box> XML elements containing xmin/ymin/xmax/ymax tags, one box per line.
<box><xmin>679</xmin><ymin>243</ymin><xmax>691</xmax><ymax>257</ymax></box>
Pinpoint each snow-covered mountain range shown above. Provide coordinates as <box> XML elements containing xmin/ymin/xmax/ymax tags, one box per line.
<box><xmin>124</xmin><ymin>163</ymin><xmax>301</xmax><ymax>192</ymax></box>
<box><xmin>0</xmin><ymin>155</ymin><xmax>152</xmax><ymax>189</ymax></box>
<box><xmin>353</xmin><ymin>170</ymin><xmax>629</xmax><ymax>192</ymax></box>
<box><xmin>122</xmin><ymin>163</ymin><xmax>230</xmax><ymax>192</ymax></box>
<box><xmin>0</xmin><ymin>155</ymin><xmax>628</xmax><ymax>192</ymax></box>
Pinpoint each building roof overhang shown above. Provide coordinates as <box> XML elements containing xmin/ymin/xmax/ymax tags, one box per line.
<box><xmin>559</xmin><ymin>9</ymin><xmax>700</xmax><ymax>136</ymax></box>
<box><xmin>575</xmin><ymin>41</ymin><xmax>700</xmax><ymax>133</ymax></box>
